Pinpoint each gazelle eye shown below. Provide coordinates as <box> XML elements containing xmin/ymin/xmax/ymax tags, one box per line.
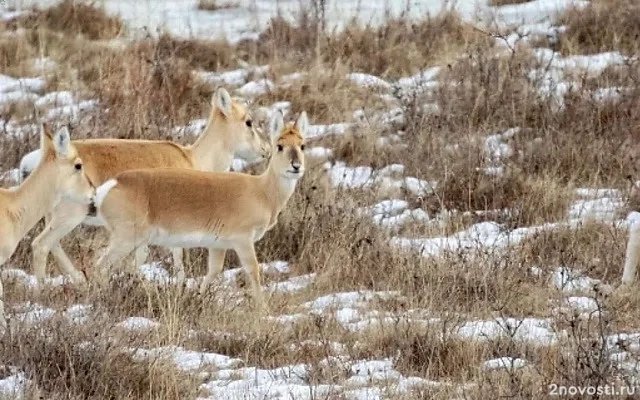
<box><xmin>277</xmin><ymin>145</ymin><xmax>283</xmax><ymax>152</ymax></box>
<box><xmin>74</xmin><ymin>163</ymin><xmax>82</xmax><ymax>171</ymax></box>
<box><xmin>300</xmin><ymin>144</ymin><xmax>306</xmax><ymax>151</ymax></box>
<box><xmin>245</xmin><ymin>120</ymin><xmax>252</xmax><ymax>128</ymax></box>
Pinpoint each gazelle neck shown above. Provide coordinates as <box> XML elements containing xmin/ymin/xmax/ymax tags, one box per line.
<box><xmin>12</xmin><ymin>158</ymin><xmax>60</xmax><ymax>238</ymax></box>
<box><xmin>189</xmin><ymin>110</ymin><xmax>234</xmax><ymax>172</ymax></box>
<box><xmin>259</xmin><ymin>162</ymin><xmax>299</xmax><ymax>215</ymax></box>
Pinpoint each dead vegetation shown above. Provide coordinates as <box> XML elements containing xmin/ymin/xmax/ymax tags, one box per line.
<box><xmin>197</xmin><ymin>0</ymin><xmax>239</xmax><ymax>11</ymax></box>
<box><xmin>1</xmin><ymin>0</ymin><xmax>640</xmax><ymax>398</ymax></box>
<box><xmin>489</xmin><ymin>0</ymin><xmax>533</xmax><ymax>5</ymax></box>
<box><xmin>553</xmin><ymin>0</ymin><xmax>640</xmax><ymax>55</ymax></box>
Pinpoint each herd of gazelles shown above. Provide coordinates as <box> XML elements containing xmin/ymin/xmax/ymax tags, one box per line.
<box><xmin>0</xmin><ymin>88</ymin><xmax>307</xmax><ymax>330</ymax></box>
<box><xmin>2</xmin><ymin>86</ymin><xmax>640</xmax><ymax>330</ymax></box>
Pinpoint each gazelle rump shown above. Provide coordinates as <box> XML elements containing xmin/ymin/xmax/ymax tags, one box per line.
<box><xmin>95</xmin><ymin>110</ymin><xmax>308</xmax><ymax>308</ymax></box>
<box><xmin>0</xmin><ymin>124</ymin><xmax>95</xmax><ymax>330</ymax></box>
<box><xmin>25</xmin><ymin>88</ymin><xmax>271</xmax><ymax>284</ymax></box>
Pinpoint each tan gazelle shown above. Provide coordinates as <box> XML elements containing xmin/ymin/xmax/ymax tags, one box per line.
<box><xmin>94</xmin><ymin>110</ymin><xmax>308</xmax><ymax>309</ymax></box>
<box><xmin>24</xmin><ymin>88</ymin><xmax>271</xmax><ymax>284</ymax></box>
<box><xmin>0</xmin><ymin>124</ymin><xmax>95</xmax><ymax>330</ymax></box>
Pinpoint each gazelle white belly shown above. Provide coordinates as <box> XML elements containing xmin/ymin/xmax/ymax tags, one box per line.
<box><xmin>149</xmin><ymin>230</ymin><xmax>233</xmax><ymax>249</ymax></box>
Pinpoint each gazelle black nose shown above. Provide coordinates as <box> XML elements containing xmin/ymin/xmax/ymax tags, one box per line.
<box><xmin>87</xmin><ymin>201</ymin><xmax>97</xmax><ymax>217</ymax></box>
<box><xmin>292</xmin><ymin>165</ymin><xmax>300</xmax><ymax>172</ymax></box>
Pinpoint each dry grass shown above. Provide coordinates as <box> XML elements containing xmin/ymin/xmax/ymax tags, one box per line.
<box><xmin>197</xmin><ymin>0</ymin><xmax>239</xmax><ymax>11</ymax></box>
<box><xmin>554</xmin><ymin>0</ymin><xmax>640</xmax><ymax>55</ymax></box>
<box><xmin>1</xmin><ymin>0</ymin><xmax>640</xmax><ymax>398</ymax></box>
<box><xmin>489</xmin><ymin>0</ymin><xmax>533</xmax><ymax>5</ymax></box>
<box><xmin>15</xmin><ymin>0</ymin><xmax>124</xmax><ymax>40</ymax></box>
<box><xmin>0</xmin><ymin>319</ymin><xmax>198</xmax><ymax>398</ymax></box>
<box><xmin>253</xmin><ymin>12</ymin><xmax>493</xmax><ymax>79</ymax></box>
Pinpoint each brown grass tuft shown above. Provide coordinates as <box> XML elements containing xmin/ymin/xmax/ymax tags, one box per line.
<box><xmin>255</xmin><ymin>12</ymin><xmax>492</xmax><ymax>78</ymax></box>
<box><xmin>554</xmin><ymin>0</ymin><xmax>640</xmax><ymax>55</ymax></box>
<box><xmin>197</xmin><ymin>0</ymin><xmax>239</xmax><ymax>11</ymax></box>
<box><xmin>0</xmin><ymin>319</ymin><xmax>198</xmax><ymax>398</ymax></box>
<box><xmin>489</xmin><ymin>0</ymin><xmax>534</xmax><ymax>5</ymax></box>
<box><xmin>19</xmin><ymin>0</ymin><xmax>124</xmax><ymax>41</ymax></box>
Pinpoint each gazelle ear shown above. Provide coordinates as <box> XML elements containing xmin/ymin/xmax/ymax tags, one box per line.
<box><xmin>270</xmin><ymin>110</ymin><xmax>284</xmax><ymax>141</ymax></box>
<box><xmin>40</xmin><ymin>123</ymin><xmax>55</xmax><ymax>153</ymax></box>
<box><xmin>214</xmin><ymin>87</ymin><xmax>233</xmax><ymax>118</ymax></box>
<box><xmin>52</xmin><ymin>126</ymin><xmax>71</xmax><ymax>159</ymax></box>
<box><xmin>294</xmin><ymin>111</ymin><xmax>308</xmax><ymax>138</ymax></box>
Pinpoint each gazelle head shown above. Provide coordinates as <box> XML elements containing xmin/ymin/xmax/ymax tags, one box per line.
<box><xmin>269</xmin><ymin>110</ymin><xmax>307</xmax><ymax>180</ymax></box>
<box><xmin>212</xmin><ymin>88</ymin><xmax>272</xmax><ymax>163</ymax></box>
<box><xmin>40</xmin><ymin>124</ymin><xmax>96</xmax><ymax>207</ymax></box>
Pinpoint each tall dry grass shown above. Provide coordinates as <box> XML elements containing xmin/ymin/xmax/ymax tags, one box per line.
<box><xmin>0</xmin><ymin>0</ymin><xmax>639</xmax><ymax>398</ymax></box>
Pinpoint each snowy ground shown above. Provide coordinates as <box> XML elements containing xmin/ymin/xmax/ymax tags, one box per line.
<box><xmin>9</xmin><ymin>0</ymin><xmax>586</xmax><ymax>43</ymax></box>
<box><xmin>2</xmin><ymin>0</ymin><xmax>640</xmax><ymax>398</ymax></box>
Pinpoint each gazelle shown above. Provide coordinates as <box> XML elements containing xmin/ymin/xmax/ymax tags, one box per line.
<box><xmin>0</xmin><ymin>124</ymin><xmax>95</xmax><ymax>330</ymax></box>
<box><xmin>94</xmin><ymin>110</ymin><xmax>308</xmax><ymax>309</ymax></box>
<box><xmin>622</xmin><ymin>224</ymin><xmax>640</xmax><ymax>286</ymax></box>
<box><xmin>21</xmin><ymin>88</ymin><xmax>271</xmax><ymax>284</ymax></box>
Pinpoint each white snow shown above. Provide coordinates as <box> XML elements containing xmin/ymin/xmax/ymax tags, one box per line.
<box><xmin>456</xmin><ymin>317</ymin><xmax>558</xmax><ymax>345</ymax></box>
<box><xmin>568</xmin><ymin>197</ymin><xmax>625</xmax><ymax>221</ymax></box>
<box><xmin>261</xmin><ymin>261</ymin><xmax>290</xmax><ymax>275</ymax></box>
<box><xmin>117</xmin><ymin>317</ymin><xmax>160</xmax><ymax>331</ymax></box>
<box><xmin>129</xmin><ymin>346</ymin><xmax>241</xmax><ymax>372</ymax></box>
<box><xmin>305</xmin><ymin>146</ymin><xmax>333</xmax><ymax>159</ymax></box>
<box><xmin>304</xmin><ymin>291</ymin><xmax>402</xmax><ymax>311</ymax></box>
<box><xmin>12</xmin><ymin>302</ymin><xmax>56</xmax><ymax>325</ymax></box>
<box><xmin>0</xmin><ymin>91</ymin><xmax>38</xmax><ymax>107</ymax></box>
<box><xmin>45</xmin><ymin>99</ymin><xmax>98</xmax><ymax>120</ymax></box>
<box><xmin>325</xmin><ymin>162</ymin><xmax>435</xmax><ymax>196</ymax></box>
<box><xmin>0</xmin><ymin>371</ymin><xmax>29</xmax><ymax>399</ymax></box>
<box><xmin>0</xmin><ymin>168</ymin><xmax>20</xmax><ymax>184</ymax></box>
<box><xmin>394</xmin><ymin>67</ymin><xmax>441</xmax><ymax>96</ymax></box>
<box><xmin>12</xmin><ymin>0</ymin><xmax>587</xmax><ymax>47</ymax></box>
<box><xmin>307</xmin><ymin>123</ymin><xmax>353</xmax><ymax>139</ymax></box>
<box><xmin>137</xmin><ymin>262</ymin><xmax>199</xmax><ymax>289</ymax></box>
<box><xmin>550</xmin><ymin>267</ymin><xmax>603</xmax><ymax>294</ymax></box>
<box><xmin>268</xmin><ymin>274</ymin><xmax>316</xmax><ymax>294</ymax></box>
<box><xmin>34</xmin><ymin>91</ymin><xmax>75</xmax><ymax>108</ymax></box>
<box><xmin>199</xmin><ymin>363</ymin><xmax>337</xmax><ymax>400</ymax></box>
<box><xmin>564</xmin><ymin>296</ymin><xmax>599</xmax><ymax>313</ymax></box>
<box><xmin>235</xmin><ymin>79</ymin><xmax>274</xmax><ymax>97</ymax></box>
<box><xmin>530</xmin><ymin>49</ymin><xmax>633</xmax><ymax>108</ymax></box>
<box><xmin>326</xmin><ymin>162</ymin><xmax>373</xmax><ymax>189</ymax></box>
<box><xmin>196</xmin><ymin>65</ymin><xmax>269</xmax><ymax>87</ymax></box>
<box><xmin>347</xmin><ymin>73</ymin><xmax>391</xmax><ymax>90</ymax></box>
<box><xmin>575</xmin><ymin>188</ymin><xmax>621</xmax><ymax>199</ymax></box>
<box><xmin>64</xmin><ymin>304</ymin><xmax>92</xmax><ymax>325</ymax></box>
<box><xmin>483</xmin><ymin>357</ymin><xmax>528</xmax><ymax>370</ymax></box>
<box><xmin>1</xmin><ymin>268</ymin><xmax>71</xmax><ymax>289</ymax></box>
<box><xmin>0</xmin><ymin>74</ymin><xmax>44</xmax><ymax>94</ymax></box>
<box><xmin>358</xmin><ymin>200</ymin><xmax>429</xmax><ymax>229</ymax></box>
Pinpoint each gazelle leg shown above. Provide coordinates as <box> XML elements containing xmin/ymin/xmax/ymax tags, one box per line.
<box><xmin>0</xmin><ymin>251</ymin><xmax>10</xmax><ymax>332</ymax></box>
<box><xmin>32</xmin><ymin>203</ymin><xmax>86</xmax><ymax>283</ymax></box>
<box><xmin>234</xmin><ymin>242</ymin><xmax>266</xmax><ymax>311</ymax></box>
<box><xmin>622</xmin><ymin>223</ymin><xmax>640</xmax><ymax>285</ymax></box>
<box><xmin>95</xmin><ymin>238</ymin><xmax>142</xmax><ymax>283</ymax></box>
<box><xmin>199</xmin><ymin>248</ymin><xmax>226</xmax><ymax>295</ymax></box>
<box><xmin>171</xmin><ymin>247</ymin><xmax>186</xmax><ymax>282</ymax></box>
